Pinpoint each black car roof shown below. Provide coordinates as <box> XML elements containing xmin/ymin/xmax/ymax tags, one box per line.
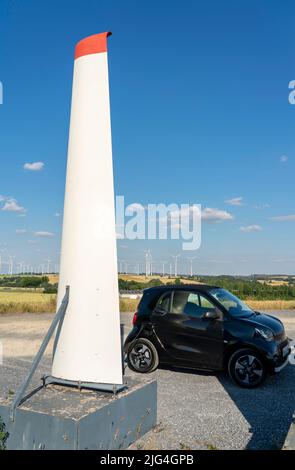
<box><xmin>143</xmin><ymin>284</ymin><xmax>220</xmax><ymax>294</ymax></box>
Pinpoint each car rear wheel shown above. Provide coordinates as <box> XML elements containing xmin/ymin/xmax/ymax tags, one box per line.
<box><xmin>127</xmin><ymin>338</ymin><xmax>159</xmax><ymax>373</ymax></box>
<box><xmin>228</xmin><ymin>348</ymin><xmax>267</xmax><ymax>388</ymax></box>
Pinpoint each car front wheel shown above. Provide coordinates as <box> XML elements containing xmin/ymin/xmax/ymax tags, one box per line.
<box><xmin>127</xmin><ymin>338</ymin><xmax>159</xmax><ymax>373</ymax></box>
<box><xmin>228</xmin><ymin>348</ymin><xmax>267</xmax><ymax>388</ymax></box>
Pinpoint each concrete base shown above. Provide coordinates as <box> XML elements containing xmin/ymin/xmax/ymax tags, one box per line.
<box><xmin>0</xmin><ymin>378</ymin><xmax>157</xmax><ymax>450</ymax></box>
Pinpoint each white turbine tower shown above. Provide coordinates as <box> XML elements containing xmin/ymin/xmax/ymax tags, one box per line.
<box><xmin>51</xmin><ymin>32</ymin><xmax>123</xmax><ymax>387</ymax></box>
<box><xmin>149</xmin><ymin>251</ymin><xmax>153</xmax><ymax>276</ymax></box>
<box><xmin>187</xmin><ymin>256</ymin><xmax>196</xmax><ymax>277</ymax></box>
<box><xmin>161</xmin><ymin>261</ymin><xmax>166</xmax><ymax>277</ymax></box>
<box><xmin>8</xmin><ymin>255</ymin><xmax>15</xmax><ymax>275</ymax></box>
<box><xmin>144</xmin><ymin>251</ymin><xmax>150</xmax><ymax>277</ymax></box>
<box><xmin>120</xmin><ymin>259</ymin><xmax>127</xmax><ymax>274</ymax></box>
<box><xmin>171</xmin><ymin>255</ymin><xmax>180</xmax><ymax>277</ymax></box>
<box><xmin>46</xmin><ymin>258</ymin><xmax>51</xmax><ymax>274</ymax></box>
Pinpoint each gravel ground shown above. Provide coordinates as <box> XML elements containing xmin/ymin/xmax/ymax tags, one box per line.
<box><xmin>0</xmin><ymin>310</ymin><xmax>294</xmax><ymax>450</ymax></box>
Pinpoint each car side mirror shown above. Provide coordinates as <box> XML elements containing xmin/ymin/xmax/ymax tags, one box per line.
<box><xmin>203</xmin><ymin>310</ymin><xmax>219</xmax><ymax>320</ymax></box>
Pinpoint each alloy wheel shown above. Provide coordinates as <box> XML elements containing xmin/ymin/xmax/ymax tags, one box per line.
<box><xmin>129</xmin><ymin>343</ymin><xmax>153</xmax><ymax>371</ymax></box>
<box><xmin>234</xmin><ymin>354</ymin><xmax>264</xmax><ymax>386</ymax></box>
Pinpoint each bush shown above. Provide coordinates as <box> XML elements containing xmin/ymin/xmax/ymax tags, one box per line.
<box><xmin>43</xmin><ymin>283</ymin><xmax>58</xmax><ymax>294</ymax></box>
<box><xmin>119</xmin><ymin>278</ymin><xmax>164</xmax><ymax>291</ymax></box>
<box><xmin>197</xmin><ymin>276</ymin><xmax>295</xmax><ymax>300</ymax></box>
<box><xmin>0</xmin><ymin>276</ymin><xmax>49</xmax><ymax>289</ymax></box>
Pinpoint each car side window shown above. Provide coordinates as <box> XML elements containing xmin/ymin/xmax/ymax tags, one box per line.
<box><xmin>171</xmin><ymin>291</ymin><xmax>190</xmax><ymax>314</ymax></box>
<box><xmin>171</xmin><ymin>291</ymin><xmax>202</xmax><ymax>317</ymax></box>
<box><xmin>171</xmin><ymin>291</ymin><xmax>217</xmax><ymax>318</ymax></box>
<box><xmin>155</xmin><ymin>292</ymin><xmax>171</xmax><ymax>313</ymax></box>
<box><xmin>184</xmin><ymin>293</ymin><xmax>205</xmax><ymax>318</ymax></box>
<box><xmin>199</xmin><ymin>295</ymin><xmax>216</xmax><ymax>310</ymax></box>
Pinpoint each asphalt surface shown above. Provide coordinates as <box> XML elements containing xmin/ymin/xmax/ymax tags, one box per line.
<box><xmin>0</xmin><ymin>310</ymin><xmax>294</xmax><ymax>450</ymax></box>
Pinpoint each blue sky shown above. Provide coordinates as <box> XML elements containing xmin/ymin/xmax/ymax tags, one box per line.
<box><xmin>0</xmin><ymin>0</ymin><xmax>295</xmax><ymax>275</ymax></box>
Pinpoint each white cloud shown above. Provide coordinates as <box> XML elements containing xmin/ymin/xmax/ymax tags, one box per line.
<box><xmin>54</xmin><ymin>212</ymin><xmax>60</xmax><ymax>217</ymax></box>
<box><xmin>270</xmin><ymin>214</ymin><xmax>295</xmax><ymax>222</ymax></box>
<box><xmin>253</xmin><ymin>203</ymin><xmax>270</xmax><ymax>210</ymax></box>
<box><xmin>34</xmin><ymin>231</ymin><xmax>55</xmax><ymax>238</ymax></box>
<box><xmin>23</xmin><ymin>161</ymin><xmax>44</xmax><ymax>171</ymax></box>
<box><xmin>1</xmin><ymin>198</ymin><xmax>26</xmax><ymax>213</ymax></box>
<box><xmin>202</xmin><ymin>208</ymin><xmax>234</xmax><ymax>223</ymax></box>
<box><xmin>240</xmin><ymin>225</ymin><xmax>262</xmax><ymax>232</ymax></box>
<box><xmin>280</xmin><ymin>155</ymin><xmax>288</xmax><ymax>163</ymax></box>
<box><xmin>225</xmin><ymin>197</ymin><xmax>243</xmax><ymax>206</ymax></box>
<box><xmin>16</xmin><ymin>229</ymin><xmax>27</xmax><ymax>234</ymax></box>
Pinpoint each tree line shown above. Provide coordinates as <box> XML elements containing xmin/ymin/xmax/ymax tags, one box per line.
<box><xmin>119</xmin><ymin>276</ymin><xmax>295</xmax><ymax>300</ymax></box>
<box><xmin>0</xmin><ymin>276</ymin><xmax>57</xmax><ymax>293</ymax></box>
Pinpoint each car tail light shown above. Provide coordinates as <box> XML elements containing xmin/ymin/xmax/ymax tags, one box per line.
<box><xmin>132</xmin><ymin>312</ymin><xmax>138</xmax><ymax>326</ymax></box>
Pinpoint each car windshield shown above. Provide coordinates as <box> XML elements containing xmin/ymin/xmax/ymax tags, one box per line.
<box><xmin>209</xmin><ymin>288</ymin><xmax>254</xmax><ymax>317</ymax></box>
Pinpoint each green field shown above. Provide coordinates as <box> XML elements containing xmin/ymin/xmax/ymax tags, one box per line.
<box><xmin>0</xmin><ymin>290</ymin><xmax>294</xmax><ymax>313</ymax></box>
<box><xmin>0</xmin><ymin>291</ymin><xmax>56</xmax><ymax>313</ymax></box>
<box><xmin>0</xmin><ymin>272</ymin><xmax>295</xmax><ymax>313</ymax></box>
<box><xmin>0</xmin><ymin>291</ymin><xmax>140</xmax><ymax>313</ymax></box>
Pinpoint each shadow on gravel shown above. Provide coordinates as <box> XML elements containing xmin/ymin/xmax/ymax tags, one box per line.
<box><xmin>156</xmin><ymin>361</ymin><xmax>295</xmax><ymax>450</ymax></box>
<box><xmin>218</xmin><ymin>364</ymin><xmax>295</xmax><ymax>449</ymax></box>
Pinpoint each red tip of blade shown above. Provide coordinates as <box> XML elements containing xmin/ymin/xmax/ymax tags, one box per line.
<box><xmin>74</xmin><ymin>32</ymin><xmax>112</xmax><ymax>60</ymax></box>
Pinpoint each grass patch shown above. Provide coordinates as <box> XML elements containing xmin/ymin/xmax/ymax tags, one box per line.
<box><xmin>119</xmin><ymin>297</ymin><xmax>295</xmax><ymax>312</ymax></box>
<box><xmin>0</xmin><ymin>290</ymin><xmax>294</xmax><ymax>314</ymax></box>
<box><xmin>0</xmin><ymin>291</ymin><xmax>138</xmax><ymax>314</ymax></box>
<box><xmin>0</xmin><ymin>291</ymin><xmax>56</xmax><ymax>313</ymax></box>
<box><xmin>247</xmin><ymin>299</ymin><xmax>295</xmax><ymax>311</ymax></box>
<box><xmin>119</xmin><ymin>298</ymin><xmax>139</xmax><ymax>312</ymax></box>
<box><xmin>119</xmin><ymin>274</ymin><xmax>201</xmax><ymax>285</ymax></box>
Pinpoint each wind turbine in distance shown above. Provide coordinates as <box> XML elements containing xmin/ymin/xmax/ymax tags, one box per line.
<box><xmin>149</xmin><ymin>251</ymin><xmax>153</xmax><ymax>276</ymax></box>
<box><xmin>171</xmin><ymin>254</ymin><xmax>180</xmax><ymax>277</ymax></box>
<box><xmin>46</xmin><ymin>258</ymin><xmax>51</xmax><ymax>274</ymax></box>
<box><xmin>144</xmin><ymin>250</ymin><xmax>152</xmax><ymax>277</ymax></box>
<box><xmin>187</xmin><ymin>256</ymin><xmax>197</xmax><ymax>277</ymax></box>
<box><xmin>150</xmin><ymin>259</ymin><xmax>154</xmax><ymax>276</ymax></box>
<box><xmin>8</xmin><ymin>255</ymin><xmax>15</xmax><ymax>275</ymax></box>
<box><xmin>120</xmin><ymin>259</ymin><xmax>127</xmax><ymax>274</ymax></box>
<box><xmin>161</xmin><ymin>261</ymin><xmax>166</xmax><ymax>277</ymax></box>
<box><xmin>117</xmin><ymin>259</ymin><xmax>122</xmax><ymax>273</ymax></box>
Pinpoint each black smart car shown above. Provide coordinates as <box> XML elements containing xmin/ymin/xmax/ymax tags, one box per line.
<box><xmin>124</xmin><ymin>285</ymin><xmax>291</xmax><ymax>387</ymax></box>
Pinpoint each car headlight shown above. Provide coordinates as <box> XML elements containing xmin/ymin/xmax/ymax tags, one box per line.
<box><xmin>255</xmin><ymin>327</ymin><xmax>274</xmax><ymax>341</ymax></box>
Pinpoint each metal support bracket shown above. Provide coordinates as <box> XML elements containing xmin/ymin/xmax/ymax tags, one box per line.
<box><xmin>41</xmin><ymin>375</ymin><xmax>126</xmax><ymax>394</ymax></box>
<box><xmin>9</xmin><ymin>287</ymin><xmax>70</xmax><ymax>421</ymax></box>
<box><xmin>9</xmin><ymin>285</ymin><xmax>126</xmax><ymax>421</ymax></box>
